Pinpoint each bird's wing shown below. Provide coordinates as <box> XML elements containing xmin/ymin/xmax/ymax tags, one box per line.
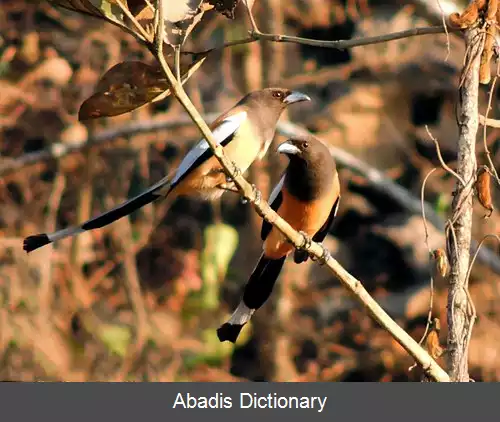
<box><xmin>261</xmin><ymin>173</ymin><xmax>285</xmax><ymax>241</ymax></box>
<box><xmin>312</xmin><ymin>194</ymin><xmax>340</xmax><ymax>243</ymax></box>
<box><xmin>23</xmin><ymin>111</ymin><xmax>248</xmax><ymax>254</ymax></box>
<box><xmin>170</xmin><ymin>111</ymin><xmax>248</xmax><ymax>186</ymax></box>
<box><xmin>293</xmin><ymin>193</ymin><xmax>340</xmax><ymax>264</ymax></box>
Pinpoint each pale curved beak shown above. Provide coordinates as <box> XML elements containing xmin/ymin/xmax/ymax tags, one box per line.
<box><xmin>277</xmin><ymin>141</ymin><xmax>301</xmax><ymax>155</ymax></box>
<box><xmin>283</xmin><ymin>91</ymin><xmax>311</xmax><ymax>105</ymax></box>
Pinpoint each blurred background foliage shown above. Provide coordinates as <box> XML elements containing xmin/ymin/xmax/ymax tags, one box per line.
<box><xmin>1</xmin><ymin>0</ymin><xmax>500</xmax><ymax>382</ymax></box>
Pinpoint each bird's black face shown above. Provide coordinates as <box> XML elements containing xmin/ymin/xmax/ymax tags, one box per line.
<box><xmin>277</xmin><ymin>136</ymin><xmax>333</xmax><ymax>168</ymax></box>
<box><xmin>279</xmin><ymin>136</ymin><xmax>336</xmax><ymax>202</ymax></box>
<box><xmin>277</xmin><ymin>137</ymin><xmax>313</xmax><ymax>158</ymax></box>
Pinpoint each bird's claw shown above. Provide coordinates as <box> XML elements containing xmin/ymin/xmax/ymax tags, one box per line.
<box><xmin>231</xmin><ymin>161</ymin><xmax>242</xmax><ymax>178</ymax></box>
<box><xmin>240</xmin><ymin>184</ymin><xmax>261</xmax><ymax>205</ymax></box>
<box><xmin>317</xmin><ymin>243</ymin><xmax>332</xmax><ymax>266</ymax></box>
<box><xmin>251</xmin><ymin>184</ymin><xmax>261</xmax><ymax>204</ymax></box>
<box><xmin>298</xmin><ymin>231</ymin><xmax>312</xmax><ymax>251</ymax></box>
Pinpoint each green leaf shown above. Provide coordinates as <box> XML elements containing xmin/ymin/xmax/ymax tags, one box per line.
<box><xmin>435</xmin><ymin>193</ymin><xmax>450</xmax><ymax>215</ymax></box>
<box><xmin>97</xmin><ymin>324</ymin><xmax>132</xmax><ymax>357</ymax></box>
<box><xmin>200</xmin><ymin>223</ymin><xmax>239</xmax><ymax>309</ymax></box>
<box><xmin>88</xmin><ymin>0</ymin><xmax>124</xmax><ymax>25</ymax></box>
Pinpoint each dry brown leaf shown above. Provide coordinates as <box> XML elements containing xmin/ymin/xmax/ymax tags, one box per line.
<box><xmin>78</xmin><ymin>55</ymin><xmax>206</xmax><ymax>119</ymax></box>
<box><xmin>431</xmin><ymin>248</ymin><xmax>449</xmax><ymax>280</ymax></box>
<box><xmin>79</xmin><ymin>61</ymin><xmax>165</xmax><ymax>119</ymax></box>
<box><xmin>480</xmin><ymin>24</ymin><xmax>497</xmax><ymax>85</ymax></box>
<box><xmin>448</xmin><ymin>0</ymin><xmax>485</xmax><ymax>29</ymax></box>
<box><xmin>49</xmin><ymin>0</ymin><xmax>126</xmax><ymax>27</ymax></box>
<box><xmin>424</xmin><ymin>318</ymin><xmax>445</xmax><ymax>360</ymax></box>
<box><xmin>477</xmin><ymin>166</ymin><xmax>494</xmax><ymax>218</ymax></box>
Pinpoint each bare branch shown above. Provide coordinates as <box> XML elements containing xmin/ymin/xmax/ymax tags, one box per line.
<box><xmin>182</xmin><ymin>24</ymin><xmax>456</xmax><ymax>57</ymax></box>
<box><xmin>250</xmin><ymin>25</ymin><xmax>457</xmax><ymax>50</ymax></box>
<box><xmin>481</xmin><ymin>69</ymin><xmax>500</xmax><ymax>184</ymax></box>
<box><xmin>419</xmin><ymin>168</ymin><xmax>438</xmax><ymax>343</ymax></box>
<box><xmin>446</xmin><ymin>27</ymin><xmax>483</xmax><ymax>382</ymax></box>
<box><xmin>479</xmin><ymin>113</ymin><xmax>500</xmax><ymax>127</ymax></box>
<box><xmin>425</xmin><ymin>125</ymin><xmax>466</xmax><ymax>186</ymax></box>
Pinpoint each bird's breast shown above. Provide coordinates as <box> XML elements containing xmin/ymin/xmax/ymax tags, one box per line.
<box><xmin>263</xmin><ymin>185</ymin><xmax>337</xmax><ymax>259</ymax></box>
<box><xmin>222</xmin><ymin>120</ymin><xmax>264</xmax><ymax>174</ymax></box>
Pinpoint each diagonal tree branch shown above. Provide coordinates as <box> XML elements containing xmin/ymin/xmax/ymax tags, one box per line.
<box><xmin>147</xmin><ymin>0</ymin><xmax>450</xmax><ymax>382</ymax></box>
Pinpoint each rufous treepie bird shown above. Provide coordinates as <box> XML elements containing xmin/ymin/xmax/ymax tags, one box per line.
<box><xmin>23</xmin><ymin>88</ymin><xmax>310</xmax><ymax>253</ymax></box>
<box><xmin>217</xmin><ymin>135</ymin><xmax>341</xmax><ymax>343</ymax></box>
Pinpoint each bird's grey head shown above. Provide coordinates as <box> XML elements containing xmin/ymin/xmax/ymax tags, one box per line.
<box><xmin>238</xmin><ymin>88</ymin><xmax>311</xmax><ymax>144</ymax></box>
<box><xmin>242</xmin><ymin>87</ymin><xmax>311</xmax><ymax>112</ymax></box>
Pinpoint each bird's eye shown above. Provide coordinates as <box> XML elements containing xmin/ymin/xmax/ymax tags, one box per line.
<box><xmin>303</xmin><ymin>141</ymin><xmax>309</xmax><ymax>149</ymax></box>
<box><xmin>273</xmin><ymin>91</ymin><xmax>283</xmax><ymax>99</ymax></box>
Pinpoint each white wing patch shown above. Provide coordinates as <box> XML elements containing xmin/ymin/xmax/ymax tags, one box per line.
<box><xmin>268</xmin><ymin>173</ymin><xmax>285</xmax><ymax>205</ymax></box>
<box><xmin>170</xmin><ymin>111</ymin><xmax>248</xmax><ymax>185</ymax></box>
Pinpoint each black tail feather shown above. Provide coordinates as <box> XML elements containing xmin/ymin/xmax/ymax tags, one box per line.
<box><xmin>82</xmin><ymin>190</ymin><xmax>161</xmax><ymax>230</ymax></box>
<box><xmin>217</xmin><ymin>323</ymin><xmax>244</xmax><ymax>343</ymax></box>
<box><xmin>23</xmin><ymin>234</ymin><xmax>51</xmax><ymax>253</ymax></box>
<box><xmin>243</xmin><ymin>255</ymin><xmax>286</xmax><ymax>310</ymax></box>
<box><xmin>23</xmin><ymin>182</ymin><xmax>166</xmax><ymax>253</ymax></box>
<box><xmin>217</xmin><ymin>254</ymin><xmax>286</xmax><ymax>344</ymax></box>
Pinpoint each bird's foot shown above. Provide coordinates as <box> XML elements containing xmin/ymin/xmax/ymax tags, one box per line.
<box><xmin>298</xmin><ymin>231</ymin><xmax>312</xmax><ymax>252</ymax></box>
<box><xmin>251</xmin><ymin>184</ymin><xmax>262</xmax><ymax>204</ymax></box>
<box><xmin>316</xmin><ymin>243</ymin><xmax>332</xmax><ymax>266</ymax></box>
<box><xmin>240</xmin><ymin>183</ymin><xmax>261</xmax><ymax>205</ymax></box>
<box><xmin>230</xmin><ymin>161</ymin><xmax>242</xmax><ymax>179</ymax></box>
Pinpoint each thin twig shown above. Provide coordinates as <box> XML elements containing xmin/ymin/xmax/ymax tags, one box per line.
<box><xmin>409</xmin><ymin>167</ymin><xmax>438</xmax><ymax>373</ymax></box>
<box><xmin>425</xmin><ymin>125</ymin><xmax>466</xmax><ymax>186</ymax></box>
<box><xmin>116</xmin><ymin>0</ymin><xmax>152</xmax><ymax>42</ymax></box>
<box><xmin>479</xmin><ymin>113</ymin><xmax>500</xmax><ymax>127</ymax></box>
<box><xmin>436</xmin><ymin>0</ymin><xmax>451</xmax><ymax>61</ymax></box>
<box><xmin>183</xmin><ymin>36</ymin><xmax>256</xmax><ymax>55</ymax></box>
<box><xmin>465</xmin><ymin>234</ymin><xmax>500</xmax><ymax>287</ymax></box>
<box><xmin>481</xmin><ymin>66</ymin><xmax>500</xmax><ymax>185</ymax></box>
<box><xmin>183</xmin><ymin>25</ymin><xmax>455</xmax><ymax>57</ymax></box>
<box><xmin>419</xmin><ymin>169</ymin><xmax>437</xmax><ymax>343</ymax></box>
<box><xmin>174</xmin><ymin>46</ymin><xmax>181</xmax><ymax>84</ymax></box>
<box><xmin>244</xmin><ymin>0</ymin><xmax>260</xmax><ymax>33</ymax></box>
<box><xmin>252</xmin><ymin>25</ymin><xmax>455</xmax><ymax>50</ymax></box>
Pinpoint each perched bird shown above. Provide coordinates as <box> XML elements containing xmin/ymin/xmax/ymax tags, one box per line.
<box><xmin>23</xmin><ymin>88</ymin><xmax>310</xmax><ymax>253</ymax></box>
<box><xmin>217</xmin><ymin>135</ymin><xmax>341</xmax><ymax>343</ymax></box>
